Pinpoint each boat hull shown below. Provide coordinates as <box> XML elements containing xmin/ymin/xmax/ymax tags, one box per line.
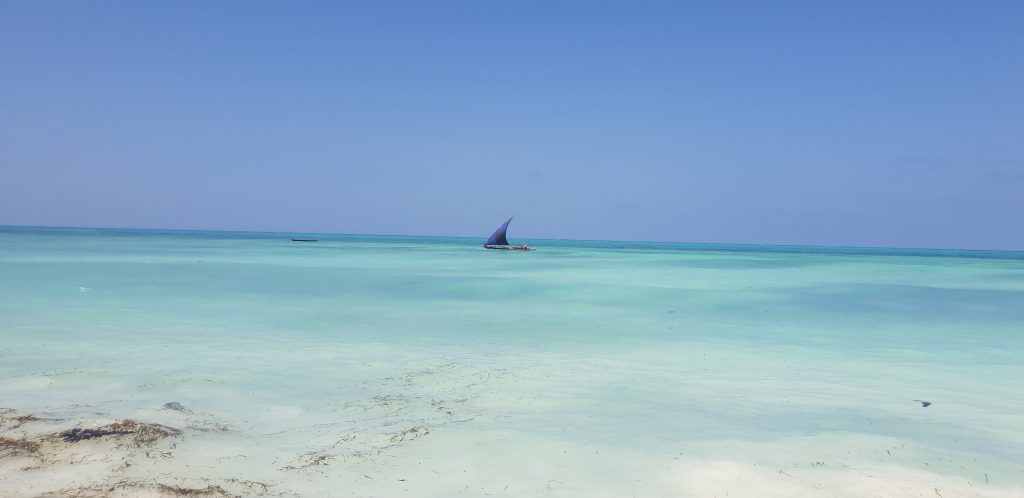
<box><xmin>483</xmin><ymin>245</ymin><xmax>535</xmax><ymax>251</ymax></box>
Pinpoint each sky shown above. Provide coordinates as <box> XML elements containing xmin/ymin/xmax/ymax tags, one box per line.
<box><xmin>1</xmin><ymin>1</ymin><xmax>1022</xmax><ymax>250</ymax></box>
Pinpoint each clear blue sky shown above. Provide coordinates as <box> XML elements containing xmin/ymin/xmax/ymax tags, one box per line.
<box><xmin>1</xmin><ymin>1</ymin><xmax>1021</xmax><ymax>249</ymax></box>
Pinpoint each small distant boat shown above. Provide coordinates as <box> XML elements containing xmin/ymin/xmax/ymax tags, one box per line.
<box><xmin>483</xmin><ymin>217</ymin><xmax>534</xmax><ymax>251</ymax></box>
<box><xmin>291</xmin><ymin>238</ymin><xmax>319</xmax><ymax>243</ymax></box>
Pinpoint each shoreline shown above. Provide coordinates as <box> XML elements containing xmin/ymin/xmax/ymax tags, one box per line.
<box><xmin>0</xmin><ymin>407</ymin><xmax>251</xmax><ymax>497</ymax></box>
<box><xmin>4</xmin><ymin>405</ymin><xmax>1023</xmax><ymax>498</ymax></box>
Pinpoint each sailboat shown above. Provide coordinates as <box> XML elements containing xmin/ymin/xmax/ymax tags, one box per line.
<box><xmin>483</xmin><ymin>217</ymin><xmax>535</xmax><ymax>251</ymax></box>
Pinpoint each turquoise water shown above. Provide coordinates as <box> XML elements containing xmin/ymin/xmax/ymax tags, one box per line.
<box><xmin>1</xmin><ymin>226</ymin><xmax>1023</xmax><ymax>496</ymax></box>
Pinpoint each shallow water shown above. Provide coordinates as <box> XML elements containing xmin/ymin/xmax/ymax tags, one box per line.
<box><xmin>1</xmin><ymin>226</ymin><xmax>1023</xmax><ymax>497</ymax></box>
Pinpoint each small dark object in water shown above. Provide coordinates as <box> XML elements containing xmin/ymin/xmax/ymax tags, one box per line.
<box><xmin>914</xmin><ymin>400</ymin><xmax>933</xmax><ymax>407</ymax></box>
<box><xmin>291</xmin><ymin>238</ymin><xmax>319</xmax><ymax>242</ymax></box>
<box><xmin>162</xmin><ymin>401</ymin><xmax>193</xmax><ymax>414</ymax></box>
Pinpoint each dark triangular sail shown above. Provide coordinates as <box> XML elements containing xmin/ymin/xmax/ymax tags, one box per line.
<box><xmin>485</xmin><ymin>217</ymin><xmax>513</xmax><ymax>246</ymax></box>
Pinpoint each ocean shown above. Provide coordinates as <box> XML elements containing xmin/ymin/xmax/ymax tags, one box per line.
<box><xmin>1</xmin><ymin>226</ymin><xmax>1022</xmax><ymax>497</ymax></box>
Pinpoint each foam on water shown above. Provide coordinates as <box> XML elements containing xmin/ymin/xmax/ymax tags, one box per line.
<box><xmin>1</xmin><ymin>227</ymin><xmax>1022</xmax><ymax>496</ymax></box>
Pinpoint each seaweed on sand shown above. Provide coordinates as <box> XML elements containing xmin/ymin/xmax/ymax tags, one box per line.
<box><xmin>155</xmin><ymin>484</ymin><xmax>236</xmax><ymax>497</ymax></box>
<box><xmin>223</xmin><ymin>478</ymin><xmax>272</xmax><ymax>494</ymax></box>
<box><xmin>0</xmin><ymin>408</ymin><xmax>44</xmax><ymax>430</ymax></box>
<box><xmin>60</xmin><ymin>482</ymin><xmax>237</xmax><ymax>497</ymax></box>
<box><xmin>0</xmin><ymin>435</ymin><xmax>41</xmax><ymax>456</ymax></box>
<box><xmin>388</xmin><ymin>426</ymin><xmax>429</xmax><ymax>443</ymax></box>
<box><xmin>55</xmin><ymin>420</ymin><xmax>181</xmax><ymax>446</ymax></box>
<box><xmin>281</xmin><ymin>451</ymin><xmax>334</xmax><ymax>471</ymax></box>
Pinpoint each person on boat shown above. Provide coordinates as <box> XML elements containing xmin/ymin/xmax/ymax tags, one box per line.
<box><xmin>520</xmin><ymin>243</ymin><xmax>528</xmax><ymax>249</ymax></box>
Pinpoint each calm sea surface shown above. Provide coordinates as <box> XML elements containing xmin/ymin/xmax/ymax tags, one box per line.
<box><xmin>1</xmin><ymin>226</ymin><xmax>1022</xmax><ymax>496</ymax></box>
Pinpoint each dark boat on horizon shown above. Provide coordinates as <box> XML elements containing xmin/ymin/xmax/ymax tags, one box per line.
<box><xmin>291</xmin><ymin>238</ymin><xmax>319</xmax><ymax>242</ymax></box>
<box><xmin>483</xmin><ymin>217</ymin><xmax>534</xmax><ymax>251</ymax></box>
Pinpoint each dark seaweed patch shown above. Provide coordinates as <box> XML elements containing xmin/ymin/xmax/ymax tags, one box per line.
<box><xmin>60</xmin><ymin>427</ymin><xmax>133</xmax><ymax>442</ymax></box>
<box><xmin>156</xmin><ymin>484</ymin><xmax>236</xmax><ymax>497</ymax></box>
<box><xmin>56</xmin><ymin>420</ymin><xmax>181</xmax><ymax>445</ymax></box>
